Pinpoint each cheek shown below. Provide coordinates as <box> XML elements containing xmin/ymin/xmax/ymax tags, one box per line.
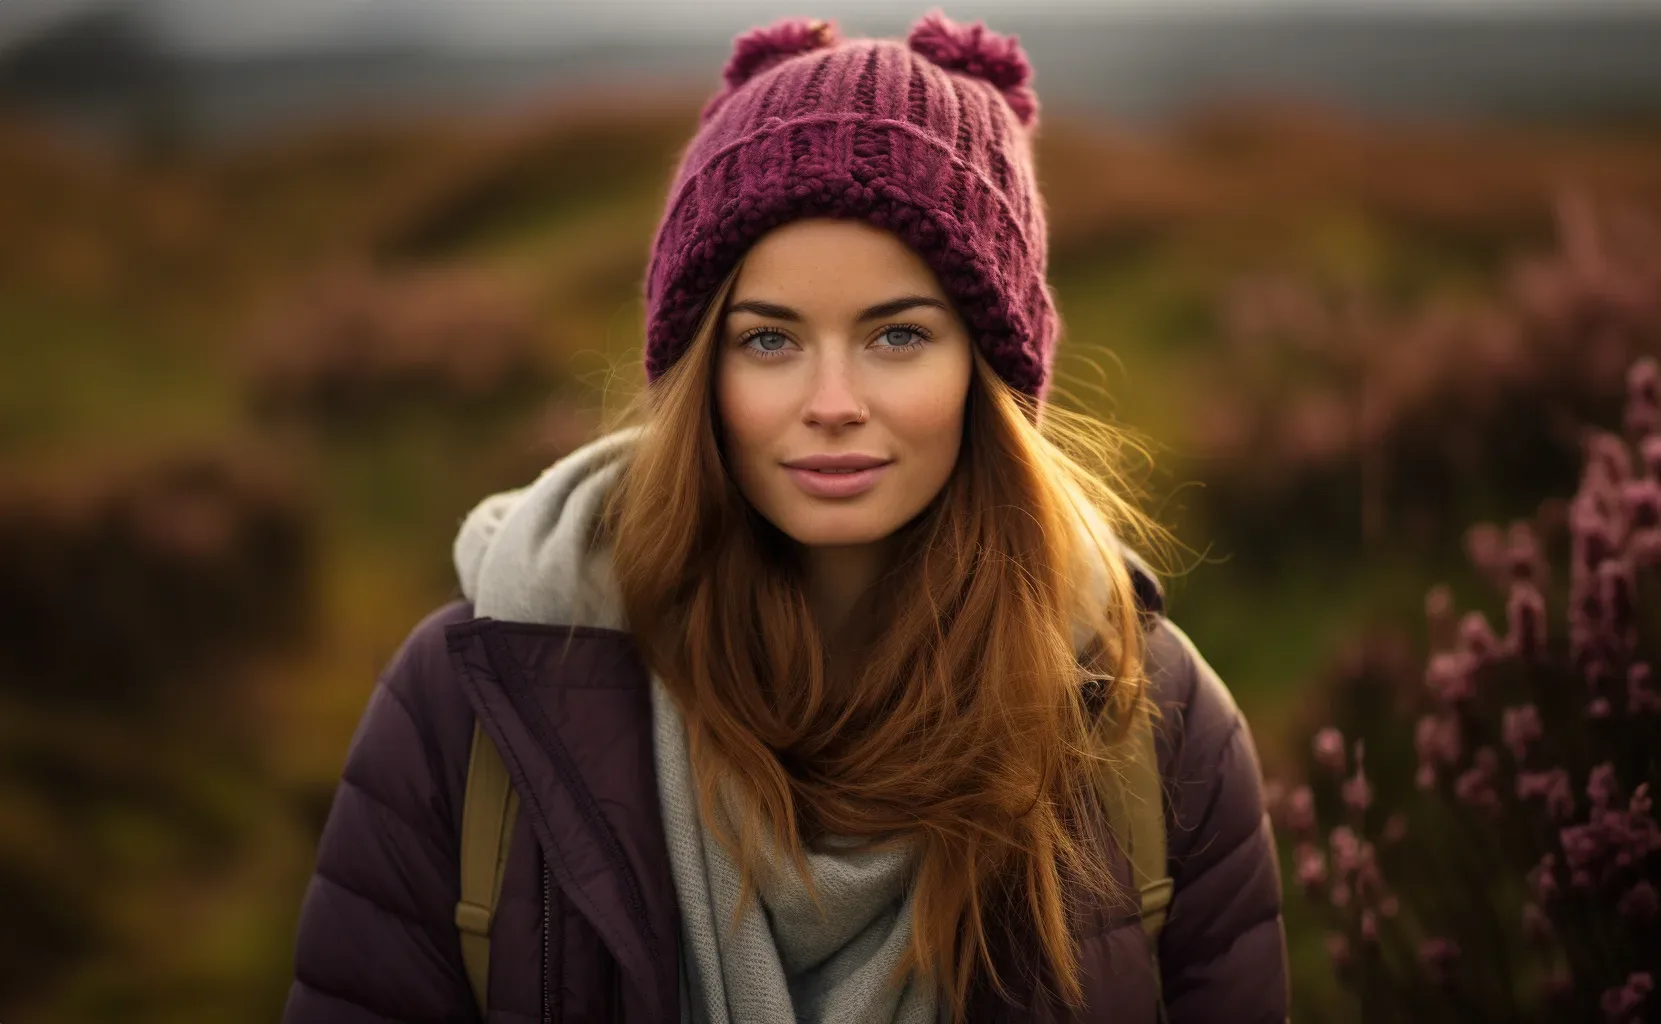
<box><xmin>886</xmin><ymin>367</ymin><xmax>969</xmax><ymax>466</ymax></box>
<box><xmin>715</xmin><ymin>361</ymin><xmax>784</xmax><ymax>468</ymax></box>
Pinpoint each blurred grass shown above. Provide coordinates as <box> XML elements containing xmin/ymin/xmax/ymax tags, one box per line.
<box><xmin>1</xmin><ymin>89</ymin><xmax>1660</xmax><ymax>1021</ymax></box>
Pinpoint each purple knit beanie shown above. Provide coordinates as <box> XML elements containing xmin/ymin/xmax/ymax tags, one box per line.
<box><xmin>642</xmin><ymin>8</ymin><xmax>1058</xmax><ymax>405</ymax></box>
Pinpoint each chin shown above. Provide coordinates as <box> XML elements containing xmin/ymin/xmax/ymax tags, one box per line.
<box><xmin>768</xmin><ymin>503</ymin><xmax>903</xmax><ymax>549</ymax></box>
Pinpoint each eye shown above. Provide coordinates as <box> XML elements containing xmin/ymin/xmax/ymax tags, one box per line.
<box><xmin>874</xmin><ymin>324</ymin><xmax>931</xmax><ymax>352</ymax></box>
<box><xmin>738</xmin><ymin>328</ymin><xmax>794</xmax><ymax>359</ymax></box>
<box><xmin>735</xmin><ymin>323</ymin><xmax>933</xmax><ymax>360</ymax></box>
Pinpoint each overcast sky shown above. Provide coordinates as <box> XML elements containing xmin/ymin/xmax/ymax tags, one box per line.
<box><xmin>6</xmin><ymin>0</ymin><xmax>1661</xmax><ymax>55</ymax></box>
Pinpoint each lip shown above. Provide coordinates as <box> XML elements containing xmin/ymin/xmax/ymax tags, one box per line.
<box><xmin>782</xmin><ymin>453</ymin><xmax>891</xmax><ymax>471</ymax></box>
<box><xmin>783</xmin><ymin>462</ymin><xmax>892</xmax><ymax>499</ymax></box>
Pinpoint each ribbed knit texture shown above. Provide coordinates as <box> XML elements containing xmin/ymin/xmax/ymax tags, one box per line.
<box><xmin>643</xmin><ymin>11</ymin><xmax>1058</xmax><ymax>405</ymax></box>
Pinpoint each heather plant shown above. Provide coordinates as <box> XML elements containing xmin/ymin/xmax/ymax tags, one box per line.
<box><xmin>237</xmin><ymin>263</ymin><xmax>549</xmax><ymax>424</ymax></box>
<box><xmin>1192</xmin><ymin>194</ymin><xmax>1661</xmax><ymax>562</ymax></box>
<box><xmin>0</xmin><ymin>446</ymin><xmax>315</xmax><ymax>707</ymax></box>
<box><xmin>0</xmin><ymin>444</ymin><xmax>315</xmax><ymax>1006</ymax></box>
<box><xmin>1270</xmin><ymin>355</ymin><xmax>1661</xmax><ymax>1022</ymax></box>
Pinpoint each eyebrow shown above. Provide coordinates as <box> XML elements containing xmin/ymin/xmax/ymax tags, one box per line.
<box><xmin>724</xmin><ymin>294</ymin><xmax>951</xmax><ymax>324</ymax></box>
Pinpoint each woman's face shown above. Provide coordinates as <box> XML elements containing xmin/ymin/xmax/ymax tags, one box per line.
<box><xmin>714</xmin><ymin>217</ymin><xmax>973</xmax><ymax>549</ymax></box>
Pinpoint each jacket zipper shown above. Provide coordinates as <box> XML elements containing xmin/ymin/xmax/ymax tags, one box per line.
<box><xmin>542</xmin><ymin>865</ymin><xmax>552</xmax><ymax>1024</ymax></box>
<box><xmin>479</xmin><ymin>628</ymin><xmax>662</xmax><ymax>968</ymax></box>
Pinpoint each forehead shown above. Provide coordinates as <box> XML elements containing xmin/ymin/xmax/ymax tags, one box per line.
<box><xmin>731</xmin><ymin>218</ymin><xmax>946</xmax><ymax>305</ymax></box>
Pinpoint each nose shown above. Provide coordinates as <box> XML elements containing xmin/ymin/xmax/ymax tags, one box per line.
<box><xmin>801</xmin><ymin>348</ymin><xmax>867</xmax><ymax>429</ymax></box>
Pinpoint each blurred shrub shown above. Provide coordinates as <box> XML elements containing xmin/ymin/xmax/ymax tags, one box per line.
<box><xmin>238</xmin><ymin>263</ymin><xmax>550</xmax><ymax>425</ymax></box>
<box><xmin>1190</xmin><ymin>193</ymin><xmax>1661</xmax><ymax>563</ymax></box>
<box><xmin>0</xmin><ymin>445</ymin><xmax>315</xmax><ymax>706</ymax></box>
<box><xmin>365</xmin><ymin>97</ymin><xmax>693</xmax><ymax>260</ymax></box>
<box><xmin>0</xmin><ymin>443</ymin><xmax>315</xmax><ymax>1011</ymax></box>
<box><xmin>1268</xmin><ymin>357</ymin><xmax>1661</xmax><ymax>1023</ymax></box>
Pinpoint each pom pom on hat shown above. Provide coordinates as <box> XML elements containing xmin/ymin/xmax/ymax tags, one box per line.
<box><xmin>907</xmin><ymin>7</ymin><xmax>1038</xmax><ymax>127</ymax></box>
<box><xmin>701</xmin><ymin>17</ymin><xmax>840</xmax><ymax>123</ymax></box>
<box><xmin>724</xmin><ymin>16</ymin><xmax>839</xmax><ymax>89</ymax></box>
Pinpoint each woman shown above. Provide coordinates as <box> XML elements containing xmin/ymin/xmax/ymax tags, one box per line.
<box><xmin>282</xmin><ymin>10</ymin><xmax>1288</xmax><ymax>1024</ymax></box>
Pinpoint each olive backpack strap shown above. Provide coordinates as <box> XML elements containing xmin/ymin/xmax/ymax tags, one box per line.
<box><xmin>455</xmin><ymin>719</ymin><xmax>520</xmax><ymax>1018</ymax></box>
<box><xmin>1106</xmin><ymin>704</ymin><xmax>1173</xmax><ymax>1021</ymax></box>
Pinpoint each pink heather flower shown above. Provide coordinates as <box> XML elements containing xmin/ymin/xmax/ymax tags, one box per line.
<box><xmin>1588</xmin><ymin>696</ymin><xmax>1613</xmax><ymax>719</ymax></box>
<box><xmin>1581</xmin><ymin>651</ymin><xmax>1609</xmax><ymax>687</ymax></box>
<box><xmin>1627</xmin><ymin>526</ymin><xmax>1661</xmax><ymax>568</ymax></box>
<box><xmin>1600</xmin><ymin>971</ymin><xmax>1653</xmax><ymax>1023</ymax></box>
<box><xmin>1628</xmin><ymin>390</ymin><xmax>1661</xmax><ymax>436</ymax></box>
<box><xmin>1455</xmin><ymin>764</ymin><xmax>1501</xmax><ymax>814</ymax></box>
<box><xmin>1359</xmin><ymin>909</ymin><xmax>1379</xmax><ymax>944</ymax></box>
<box><xmin>1596</xmin><ymin>557</ymin><xmax>1637</xmax><ymax>650</ymax></box>
<box><xmin>1379</xmin><ymin>894</ymin><xmax>1399</xmax><ymax>918</ymax></box>
<box><xmin>1618</xmin><ymin>881</ymin><xmax>1658</xmax><ymax>923</ymax></box>
<box><xmin>1353</xmin><ymin>852</ymin><xmax>1382</xmax><ymax>899</ymax></box>
<box><xmin>1641</xmin><ymin>433</ymin><xmax>1661</xmax><ymax>480</ymax></box>
<box><xmin>1464</xmin><ymin>522</ymin><xmax>1506</xmax><ymax>578</ymax></box>
<box><xmin>1294</xmin><ymin>842</ymin><xmax>1327</xmax><ymax>892</ymax></box>
<box><xmin>1502</xmin><ymin>704</ymin><xmax>1543</xmax><ymax>761</ymax></box>
<box><xmin>1330</xmin><ymin>881</ymin><xmax>1352</xmax><ymax>908</ymax></box>
<box><xmin>1632</xmin><ymin>783</ymin><xmax>1653</xmax><ymax>820</ymax></box>
<box><xmin>1414</xmin><ymin>713</ymin><xmax>1461</xmax><ymax>766</ymax></box>
<box><xmin>1572</xmin><ymin>497</ymin><xmax>1619</xmax><ymax>574</ymax></box>
<box><xmin>1628</xmin><ymin>355</ymin><xmax>1661</xmax><ymax>409</ymax></box>
<box><xmin>1586</xmin><ymin>431</ymin><xmax>1634</xmax><ymax>486</ymax></box>
<box><xmin>1627</xmin><ymin>404</ymin><xmax>1661</xmax><ymax>438</ymax></box>
<box><xmin>1341</xmin><ymin>742</ymin><xmax>1373</xmax><ymax>812</ymax></box>
<box><xmin>1424</xmin><ymin>650</ymin><xmax>1478</xmax><ymax>702</ymax></box>
<box><xmin>1588</xmin><ymin>762</ymin><xmax>1621</xmax><ymax>810</ymax></box>
<box><xmin>1517</xmin><ymin>768</ymin><xmax>1576</xmax><ymax>820</ymax></box>
<box><xmin>1506</xmin><ymin>520</ymin><xmax>1543</xmax><ymax>582</ymax></box>
<box><xmin>1506</xmin><ymin>581</ymin><xmax>1549</xmax><ymax>660</ymax></box>
<box><xmin>1620</xmin><ymin>478</ymin><xmax>1661</xmax><ymax>531</ymax></box>
<box><xmin>1284</xmin><ymin>785</ymin><xmax>1316</xmax><ymax>833</ymax></box>
<box><xmin>1419</xmin><ymin>938</ymin><xmax>1460</xmax><ymax>985</ymax></box>
<box><xmin>1330</xmin><ymin>826</ymin><xmax>1361</xmax><ymax>874</ymax></box>
<box><xmin>1630</xmin><ymin>663</ymin><xmax>1661</xmax><ymax>714</ymax></box>
<box><xmin>1560</xmin><ymin>822</ymin><xmax>1608</xmax><ymax>873</ymax></box>
<box><xmin>1530</xmin><ymin>853</ymin><xmax>1560</xmax><ymax>903</ymax></box>
<box><xmin>1456</xmin><ymin>609</ymin><xmax>1502</xmax><ymax>662</ymax></box>
<box><xmin>1312</xmin><ymin>727</ymin><xmax>1346</xmax><ymax>773</ymax></box>
<box><xmin>1415</xmin><ymin>763</ymin><xmax>1436</xmax><ymax>790</ymax></box>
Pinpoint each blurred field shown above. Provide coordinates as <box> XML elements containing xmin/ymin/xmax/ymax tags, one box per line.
<box><xmin>3</xmin><ymin>87</ymin><xmax>1661</xmax><ymax>1021</ymax></box>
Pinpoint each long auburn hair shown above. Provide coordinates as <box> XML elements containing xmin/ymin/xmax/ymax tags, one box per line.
<box><xmin>597</xmin><ymin>255</ymin><xmax>1179</xmax><ymax>1020</ymax></box>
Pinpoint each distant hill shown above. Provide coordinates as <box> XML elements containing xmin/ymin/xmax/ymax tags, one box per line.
<box><xmin>3</xmin><ymin>3</ymin><xmax>1661</xmax><ymax>145</ymax></box>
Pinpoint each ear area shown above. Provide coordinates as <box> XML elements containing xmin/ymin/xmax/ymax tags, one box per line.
<box><xmin>906</xmin><ymin>7</ymin><xmax>1038</xmax><ymax>128</ymax></box>
<box><xmin>700</xmin><ymin>17</ymin><xmax>841</xmax><ymax>124</ymax></box>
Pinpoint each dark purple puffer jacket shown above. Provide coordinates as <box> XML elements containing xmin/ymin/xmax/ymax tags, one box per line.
<box><xmin>281</xmin><ymin>575</ymin><xmax>1289</xmax><ymax>1023</ymax></box>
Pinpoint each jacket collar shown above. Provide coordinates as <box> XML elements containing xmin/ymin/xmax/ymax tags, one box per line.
<box><xmin>445</xmin><ymin>616</ymin><xmax>681</xmax><ymax>1022</ymax></box>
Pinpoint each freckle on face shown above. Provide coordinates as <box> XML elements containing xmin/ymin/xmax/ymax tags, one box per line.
<box><xmin>714</xmin><ymin>218</ymin><xmax>973</xmax><ymax>549</ymax></box>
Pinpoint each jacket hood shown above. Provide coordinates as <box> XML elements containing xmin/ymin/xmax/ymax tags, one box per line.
<box><xmin>453</xmin><ymin>425</ymin><xmax>1162</xmax><ymax>647</ymax></box>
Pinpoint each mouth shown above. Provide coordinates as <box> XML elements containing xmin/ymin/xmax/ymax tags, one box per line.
<box><xmin>782</xmin><ymin>461</ymin><xmax>892</xmax><ymax>499</ymax></box>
